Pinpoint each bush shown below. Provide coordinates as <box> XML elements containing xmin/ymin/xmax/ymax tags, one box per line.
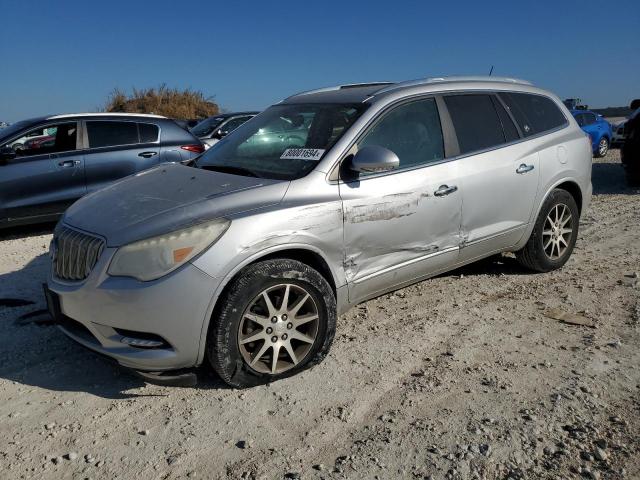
<box><xmin>105</xmin><ymin>85</ymin><xmax>219</xmax><ymax>119</ymax></box>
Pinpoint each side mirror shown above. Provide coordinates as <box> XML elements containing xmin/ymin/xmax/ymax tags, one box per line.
<box><xmin>0</xmin><ymin>145</ymin><xmax>16</xmax><ymax>164</ymax></box>
<box><xmin>214</xmin><ymin>129</ymin><xmax>229</xmax><ymax>139</ymax></box>
<box><xmin>350</xmin><ymin>145</ymin><xmax>399</xmax><ymax>173</ymax></box>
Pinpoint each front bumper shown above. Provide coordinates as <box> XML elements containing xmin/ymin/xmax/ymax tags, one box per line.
<box><xmin>47</xmin><ymin>248</ymin><xmax>221</xmax><ymax>372</ymax></box>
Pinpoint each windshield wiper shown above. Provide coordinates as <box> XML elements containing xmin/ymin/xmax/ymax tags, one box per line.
<box><xmin>200</xmin><ymin>164</ymin><xmax>261</xmax><ymax>178</ymax></box>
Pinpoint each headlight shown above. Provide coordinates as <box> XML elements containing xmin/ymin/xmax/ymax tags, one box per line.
<box><xmin>108</xmin><ymin>219</ymin><xmax>230</xmax><ymax>281</ymax></box>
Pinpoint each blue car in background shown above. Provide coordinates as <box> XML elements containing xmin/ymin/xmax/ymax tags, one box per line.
<box><xmin>571</xmin><ymin>110</ymin><xmax>612</xmax><ymax>157</ymax></box>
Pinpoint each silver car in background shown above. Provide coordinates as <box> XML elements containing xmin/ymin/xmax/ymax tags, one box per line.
<box><xmin>45</xmin><ymin>76</ymin><xmax>592</xmax><ymax>388</ymax></box>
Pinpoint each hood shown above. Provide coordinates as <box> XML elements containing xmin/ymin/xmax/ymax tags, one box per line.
<box><xmin>63</xmin><ymin>164</ymin><xmax>288</xmax><ymax>246</ymax></box>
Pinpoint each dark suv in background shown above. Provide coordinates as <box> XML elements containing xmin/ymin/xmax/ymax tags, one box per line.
<box><xmin>0</xmin><ymin>113</ymin><xmax>204</xmax><ymax>227</ymax></box>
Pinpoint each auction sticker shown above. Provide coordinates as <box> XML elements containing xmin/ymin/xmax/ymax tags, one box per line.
<box><xmin>280</xmin><ymin>148</ymin><xmax>325</xmax><ymax>161</ymax></box>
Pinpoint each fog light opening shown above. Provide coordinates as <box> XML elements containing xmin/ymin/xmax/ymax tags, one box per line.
<box><xmin>113</xmin><ymin>328</ymin><xmax>169</xmax><ymax>349</ymax></box>
<box><xmin>120</xmin><ymin>337</ymin><xmax>165</xmax><ymax>348</ymax></box>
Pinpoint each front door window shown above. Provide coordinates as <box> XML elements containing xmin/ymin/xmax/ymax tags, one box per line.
<box><xmin>5</xmin><ymin>122</ymin><xmax>78</xmax><ymax>157</ymax></box>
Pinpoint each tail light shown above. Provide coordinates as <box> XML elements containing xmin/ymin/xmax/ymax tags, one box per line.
<box><xmin>181</xmin><ymin>144</ymin><xmax>205</xmax><ymax>154</ymax></box>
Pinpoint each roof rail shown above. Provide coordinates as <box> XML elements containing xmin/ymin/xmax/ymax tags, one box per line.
<box><xmin>285</xmin><ymin>82</ymin><xmax>395</xmax><ymax>100</ymax></box>
<box><xmin>338</xmin><ymin>82</ymin><xmax>394</xmax><ymax>90</ymax></box>
<box><xmin>372</xmin><ymin>76</ymin><xmax>533</xmax><ymax>96</ymax></box>
<box><xmin>47</xmin><ymin>112</ymin><xmax>167</xmax><ymax>120</ymax></box>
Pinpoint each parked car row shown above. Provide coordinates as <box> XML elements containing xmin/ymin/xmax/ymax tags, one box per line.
<box><xmin>571</xmin><ymin>109</ymin><xmax>612</xmax><ymax>157</ymax></box>
<box><xmin>611</xmin><ymin>105</ymin><xmax>640</xmax><ymax>150</ymax></box>
<box><xmin>40</xmin><ymin>76</ymin><xmax>593</xmax><ymax>387</ymax></box>
<box><xmin>191</xmin><ymin>112</ymin><xmax>258</xmax><ymax>148</ymax></box>
<box><xmin>0</xmin><ymin>110</ymin><xmax>266</xmax><ymax>228</ymax></box>
<box><xmin>0</xmin><ymin>113</ymin><xmax>204</xmax><ymax>227</ymax></box>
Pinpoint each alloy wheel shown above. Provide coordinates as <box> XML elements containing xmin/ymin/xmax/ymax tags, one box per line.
<box><xmin>598</xmin><ymin>138</ymin><xmax>608</xmax><ymax>157</ymax></box>
<box><xmin>238</xmin><ymin>284</ymin><xmax>319</xmax><ymax>375</ymax></box>
<box><xmin>542</xmin><ymin>203</ymin><xmax>573</xmax><ymax>260</ymax></box>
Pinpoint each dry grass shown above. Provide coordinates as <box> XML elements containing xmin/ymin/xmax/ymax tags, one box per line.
<box><xmin>105</xmin><ymin>84</ymin><xmax>219</xmax><ymax>119</ymax></box>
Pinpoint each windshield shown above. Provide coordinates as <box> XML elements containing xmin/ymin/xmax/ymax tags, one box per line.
<box><xmin>0</xmin><ymin>120</ymin><xmax>32</xmax><ymax>143</ymax></box>
<box><xmin>191</xmin><ymin>116</ymin><xmax>226</xmax><ymax>137</ymax></box>
<box><xmin>196</xmin><ymin>103</ymin><xmax>367</xmax><ymax>180</ymax></box>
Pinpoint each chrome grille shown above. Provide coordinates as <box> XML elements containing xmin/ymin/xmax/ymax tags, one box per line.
<box><xmin>52</xmin><ymin>226</ymin><xmax>105</xmax><ymax>281</ymax></box>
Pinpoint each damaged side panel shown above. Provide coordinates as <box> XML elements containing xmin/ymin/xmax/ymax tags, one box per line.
<box><xmin>340</xmin><ymin>162</ymin><xmax>463</xmax><ymax>304</ymax></box>
<box><xmin>192</xmin><ymin>171</ymin><xmax>347</xmax><ymax>290</ymax></box>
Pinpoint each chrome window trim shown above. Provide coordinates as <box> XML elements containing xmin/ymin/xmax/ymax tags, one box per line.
<box><xmin>326</xmin><ymin>89</ymin><xmax>570</xmax><ymax>184</ymax></box>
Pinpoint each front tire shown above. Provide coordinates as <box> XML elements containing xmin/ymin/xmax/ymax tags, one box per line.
<box><xmin>595</xmin><ymin>136</ymin><xmax>609</xmax><ymax>158</ymax></box>
<box><xmin>516</xmin><ymin>189</ymin><xmax>580</xmax><ymax>272</ymax></box>
<box><xmin>207</xmin><ymin>259</ymin><xmax>336</xmax><ymax>388</ymax></box>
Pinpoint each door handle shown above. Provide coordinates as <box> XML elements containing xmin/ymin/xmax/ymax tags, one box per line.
<box><xmin>434</xmin><ymin>184</ymin><xmax>458</xmax><ymax>196</ymax></box>
<box><xmin>138</xmin><ymin>151</ymin><xmax>158</xmax><ymax>158</ymax></box>
<box><xmin>58</xmin><ymin>160</ymin><xmax>80</xmax><ymax>168</ymax></box>
<box><xmin>516</xmin><ymin>163</ymin><xmax>535</xmax><ymax>174</ymax></box>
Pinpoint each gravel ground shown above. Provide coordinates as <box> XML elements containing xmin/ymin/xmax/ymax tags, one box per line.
<box><xmin>0</xmin><ymin>151</ymin><xmax>638</xmax><ymax>480</ymax></box>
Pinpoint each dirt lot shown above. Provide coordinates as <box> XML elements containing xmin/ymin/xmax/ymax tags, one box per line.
<box><xmin>0</xmin><ymin>151</ymin><xmax>638</xmax><ymax>480</ymax></box>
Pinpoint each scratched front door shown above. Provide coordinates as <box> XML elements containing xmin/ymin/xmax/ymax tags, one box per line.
<box><xmin>340</xmin><ymin>162</ymin><xmax>462</xmax><ymax>303</ymax></box>
<box><xmin>338</xmin><ymin>97</ymin><xmax>463</xmax><ymax>304</ymax></box>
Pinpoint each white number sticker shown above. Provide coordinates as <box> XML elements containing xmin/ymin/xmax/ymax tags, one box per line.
<box><xmin>280</xmin><ymin>148</ymin><xmax>325</xmax><ymax>161</ymax></box>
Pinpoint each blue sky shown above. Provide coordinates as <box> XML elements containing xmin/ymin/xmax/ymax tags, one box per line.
<box><xmin>1</xmin><ymin>0</ymin><xmax>638</xmax><ymax>122</ymax></box>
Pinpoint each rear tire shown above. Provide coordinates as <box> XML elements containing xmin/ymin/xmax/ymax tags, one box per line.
<box><xmin>207</xmin><ymin>259</ymin><xmax>336</xmax><ymax>388</ymax></box>
<box><xmin>516</xmin><ymin>189</ymin><xmax>580</xmax><ymax>272</ymax></box>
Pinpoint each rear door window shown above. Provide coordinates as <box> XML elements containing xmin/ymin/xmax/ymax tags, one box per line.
<box><xmin>138</xmin><ymin>123</ymin><xmax>159</xmax><ymax>143</ymax></box>
<box><xmin>87</xmin><ymin>121</ymin><xmax>139</xmax><ymax>148</ymax></box>
<box><xmin>444</xmin><ymin>94</ymin><xmax>505</xmax><ymax>154</ymax></box>
<box><xmin>499</xmin><ymin>92</ymin><xmax>566</xmax><ymax>136</ymax></box>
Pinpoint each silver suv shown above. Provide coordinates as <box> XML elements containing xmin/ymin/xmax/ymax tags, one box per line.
<box><xmin>45</xmin><ymin>77</ymin><xmax>592</xmax><ymax>388</ymax></box>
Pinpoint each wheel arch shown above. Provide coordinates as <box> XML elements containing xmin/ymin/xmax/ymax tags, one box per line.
<box><xmin>555</xmin><ymin>180</ymin><xmax>583</xmax><ymax>215</ymax></box>
<box><xmin>195</xmin><ymin>244</ymin><xmax>341</xmax><ymax>365</ymax></box>
<box><xmin>516</xmin><ymin>176</ymin><xmax>586</xmax><ymax>253</ymax></box>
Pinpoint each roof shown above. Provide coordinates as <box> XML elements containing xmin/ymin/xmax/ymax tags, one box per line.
<box><xmin>282</xmin><ymin>76</ymin><xmax>535</xmax><ymax>105</ymax></box>
<box><xmin>282</xmin><ymin>83</ymin><xmax>393</xmax><ymax>104</ymax></box>
<box><xmin>47</xmin><ymin>112</ymin><xmax>166</xmax><ymax>120</ymax></box>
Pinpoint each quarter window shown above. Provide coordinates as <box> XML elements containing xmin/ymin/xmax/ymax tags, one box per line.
<box><xmin>499</xmin><ymin>92</ymin><xmax>566</xmax><ymax>136</ymax></box>
<box><xmin>139</xmin><ymin>123</ymin><xmax>159</xmax><ymax>143</ymax></box>
<box><xmin>358</xmin><ymin>97</ymin><xmax>444</xmax><ymax>170</ymax></box>
<box><xmin>87</xmin><ymin>121</ymin><xmax>139</xmax><ymax>148</ymax></box>
<box><xmin>444</xmin><ymin>94</ymin><xmax>505</xmax><ymax>154</ymax></box>
<box><xmin>492</xmin><ymin>96</ymin><xmax>520</xmax><ymax>142</ymax></box>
